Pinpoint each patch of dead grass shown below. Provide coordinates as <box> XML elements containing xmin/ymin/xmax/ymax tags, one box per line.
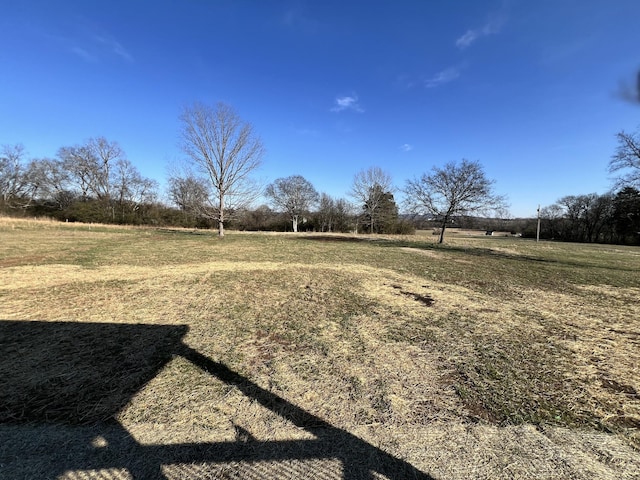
<box><xmin>1</xmin><ymin>220</ymin><xmax>640</xmax><ymax>478</ymax></box>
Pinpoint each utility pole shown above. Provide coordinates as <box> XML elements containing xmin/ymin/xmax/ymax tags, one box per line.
<box><xmin>536</xmin><ymin>205</ymin><xmax>541</xmax><ymax>243</ymax></box>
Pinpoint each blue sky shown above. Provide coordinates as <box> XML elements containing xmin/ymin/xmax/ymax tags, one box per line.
<box><xmin>2</xmin><ymin>0</ymin><xmax>639</xmax><ymax>217</ymax></box>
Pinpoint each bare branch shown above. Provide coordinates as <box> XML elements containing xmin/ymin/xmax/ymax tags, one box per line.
<box><xmin>610</xmin><ymin>129</ymin><xmax>640</xmax><ymax>189</ymax></box>
<box><xmin>0</xmin><ymin>144</ymin><xmax>38</xmax><ymax>208</ymax></box>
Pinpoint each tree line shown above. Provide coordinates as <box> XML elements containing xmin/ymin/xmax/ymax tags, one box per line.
<box><xmin>533</xmin><ymin>188</ymin><xmax>640</xmax><ymax>244</ymax></box>
<box><xmin>0</xmin><ymin>138</ymin><xmax>159</xmax><ymax>225</ymax></box>
<box><xmin>3</xmin><ymin>101</ymin><xmax>638</xmax><ymax>244</ymax></box>
<box><xmin>527</xmin><ymin>129</ymin><xmax>640</xmax><ymax>245</ymax></box>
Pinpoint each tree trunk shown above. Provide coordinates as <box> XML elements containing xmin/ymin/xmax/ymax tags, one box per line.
<box><xmin>218</xmin><ymin>193</ymin><xmax>225</xmax><ymax>237</ymax></box>
<box><xmin>292</xmin><ymin>215</ymin><xmax>298</xmax><ymax>233</ymax></box>
<box><xmin>438</xmin><ymin>218</ymin><xmax>448</xmax><ymax>244</ymax></box>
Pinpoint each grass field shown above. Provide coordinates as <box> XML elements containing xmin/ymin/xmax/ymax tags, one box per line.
<box><xmin>1</xmin><ymin>217</ymin><xmax>639</xmax><ymax>479</ymax></box>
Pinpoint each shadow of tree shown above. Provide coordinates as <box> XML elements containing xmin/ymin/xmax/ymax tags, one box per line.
<box><xmin>0</xmin><ymin>320</ymin><xmax>433</xmax><ymax>479</ymax></box>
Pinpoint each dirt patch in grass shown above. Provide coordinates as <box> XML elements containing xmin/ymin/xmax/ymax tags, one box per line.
<box><xmin>389</xmin><ymin>284</ymin><xmax>435</xmax><ymax>306</ymax></box>
<box><xmin>602</xmin><ymin>379</ymin><xmax>639</xmax><ymax>397</ymax></box>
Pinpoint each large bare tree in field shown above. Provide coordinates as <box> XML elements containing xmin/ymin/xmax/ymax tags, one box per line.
<box><xmin>265</xmin><ymin>175</ymin><xmax>319</xmax><ymax>232</ymax></box>
<box><xmin>350</xmin><ymin>167</ymin><xmax>393</xmax><ymax>233</ymax></box>
<box><xmin>179</xmin><ymin>102</ymin><xmax>264</xmax><ymax>237</ymax></box>
<box><xmin>404</xmin><ymin>159</ymin><xmax>506</xmax><ymax>244</ymax></box>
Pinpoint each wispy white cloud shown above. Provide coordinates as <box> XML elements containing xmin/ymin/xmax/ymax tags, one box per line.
<box><xmin>424</xmin><ymin>67</ymin><xmax>460</xmax><ymax>88</ymax></box>
<box><xmin>59</xmin><ymin>27</ymin><xmax>133</xmax><ymax>64</ymax></box>
<box><xmin>456</xmin><ymin>30</ymin><xmax>480</xmax><ymax>49</ymax></box>
<box><xmin>455</xmin><ymin>14</ymin><xmax>506</xmax><ymax>49</ymax></box>
<box><xmin>539</xmin><ymin>38</ymin><xmax>590</xmax><ymax>66</ymax></box>
<box><xmin>400</xmin><ymin>143</ymin><xmax>413</xmax><ymax>152</ymax></box>
<box><xmin>294</xmin><ymin>127</ymin><xmax>321</xmax><ymax>137</ymax></box>
<box><xmin>395</xmin><ymin>74</ymin><xmax>417</xmax><ymax>89</ymax></box>
<box><xmin>282</xmin><ymin>9</ymin><xmax>296</xmax><ymax>27</ymax></box>
<box><xmin>281</xmin><ymin>8</ymin><xmax>321</xmax><ymax>34</ymax></box>
<box><xmin>71</xmin><ymin>46</ymin><xmax>97</xmax><ymax>63</ymax></box>
<box><xmin>331</xmin><ymin>94</ymin><xmax>364</xmax><ymax>113</ymax></box>
<box><xmin>95</xmin><ymin>35</ymin><xmax>134</xmax><ymax>63</ymax></box>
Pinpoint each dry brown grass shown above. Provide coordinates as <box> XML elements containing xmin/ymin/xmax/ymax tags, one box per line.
<box><xmin>1</xmin><ymin>217</ymin><xmax>639</xmax><ymax>479</ymax></box>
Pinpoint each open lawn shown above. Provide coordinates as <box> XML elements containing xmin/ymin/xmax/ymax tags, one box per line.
<box><xmin>1</xmin><ymin>217</ymin><xmax>639</xmax><ymax>479</ymax></box>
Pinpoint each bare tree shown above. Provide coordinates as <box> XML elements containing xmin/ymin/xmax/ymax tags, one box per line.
<box><xmin>334</xmin><ymin>198</ymin><xmax>358</xmax><ymax>233</ymax></box>
<box><xmin>57</xmin><ymin>144</ymin><xmax>93</xmax><ymax>200</ymax></box>
<box><xmin>265</xmin><ymin>175</ymin><xmax>318</xmax><ymax>232</ymax></box>
<box><xmin>112</xmin><ymin>158</ymin><xmax>158</xmax><ymax>222</ymax></box>
<box><xmin>316</xmin><ymin>193</ymin><xmax>336</xmax><ymax>232</ymax></box>
<box><xmin>0</xmin><ymin>144</ymin><xmax>40</xmax><ymax>209</ymax></box>
<box><xmin>58</xmin><ymin>137</ymin><xmax>124</xmax><ymax>203</ymax></box>
<box><xmin>179</xmin><ymin>102</ymin><xmax>264</xmax><ymax>237</ymax></box>
<box><xmin>539</xmin><ymin>204</ymin><xmax>567</xmax><ymax>240</ymax></box>
<box><xmin>610</xmin><ymin>128</ymin><xmax>640</xmax><ymax>189</ymax></box>
<box><xmin>57</xmin><ymin>137</ymin><xmax>147</xmax><ymax>221</ymax></box>
<box><xmin>168</xmin><ymin>173</ymin><xmax>209</xmax><ymax>213</ymax></box>
<box><xmin>31</xmin><ymin>158</ymin><xmax>74</xmax><ymax>209</ymax></box>
<box><xmin>552</xmin><ymin>193</ymin><xmax>614</xmax><ymax>243</ymax></box>
<box><xmin>404</xmin><ymin>159</ymin><xmax>506</xmax><ymax>243</ymax></box>
<box><xmin>350</xmin><ymin>167</ymin><xmax>393</xmax><ymax>233</ymax></box>
<box><xmin>1</xmin><ymin>144</ymin><xmax>23</xmax><ymax>207</ymax></box>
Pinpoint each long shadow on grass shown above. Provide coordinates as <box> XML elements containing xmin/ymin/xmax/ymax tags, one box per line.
<box><xmin>298</xmin><ymin>235</ymin><xmax>559</xmax><ymax>267</ymax></box>
<box><xmin>0</xmin><ymin>320</ymin><xmax>432</xmax><ymax>480</ymax></box>
<box><xmin>298</xmin><ymin>235</ymin><xmax>374</xmax><ymax>243</ymax></box>
<box><xmin>316</xmin><ymin>234</ymin><xmax>636</xmax><ymax>272</ymax></box>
